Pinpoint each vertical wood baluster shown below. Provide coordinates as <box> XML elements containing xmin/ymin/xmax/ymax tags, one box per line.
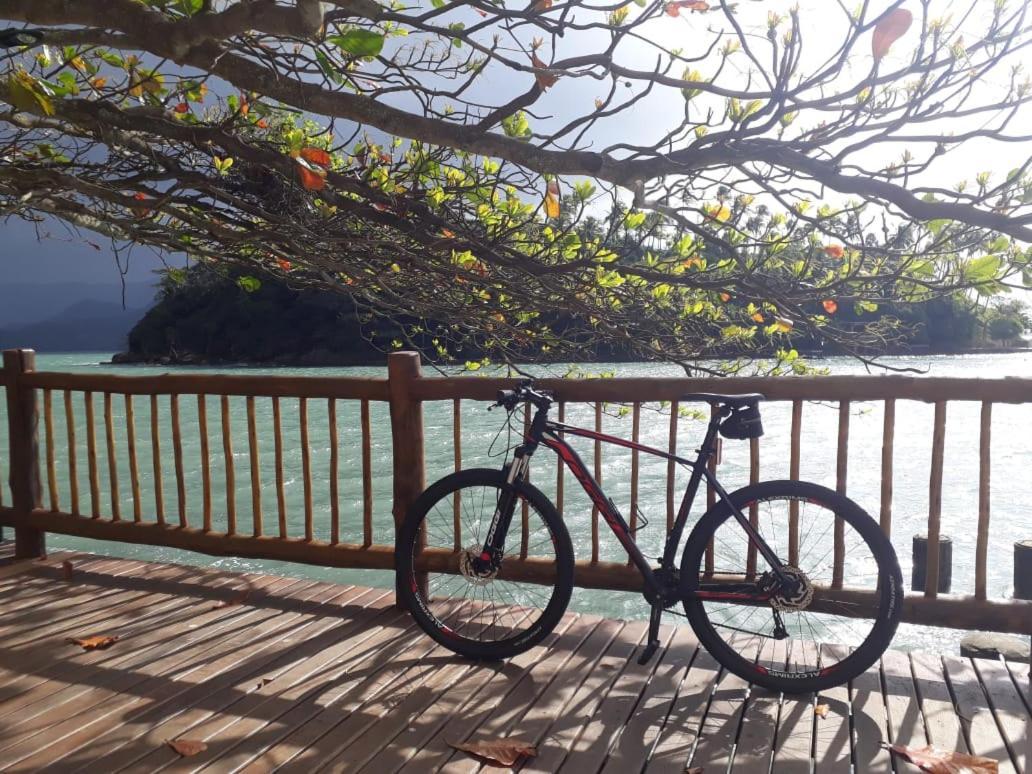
<box><xmin>925</xmin><ymin>401</ymin><xmax>947</xmax><ymax>598</ymax></box>
<box><xmin>64</xmin><ymin>390</ymin><xmax>78</xmax><ymax>515</ymax></box>
<box><xmin>629</xmin><ymin>402</ymin><xmax>641</xmax><ymax>562</ymax></box>
<box><xmin>197</xmin><ymin>395</ymin><xmax>211</xmax><ymax>531</ymax></box>
<box><xmin>104</xmin><ymin>392</ymin><xmax>120</xmax><ymax>521</ymax></box>
<box><xmin>705</xmin><ymin>404</ymin><xmax>717</xmax><ymax>577</ymax></box>
<box><xmin>555</xmin><ymin>402</ymin><xmax>565</xmax><ymax>518</ymax></box>
<box><xmin>43</xmin><ymin>389</ymin><xmax>58</xmax><ymax>512</ymax></box>
<box><xmin>452</xmin><ymin>398</ymin><xmax>461</xmax><ymax>551</ymax></box>
<box><xmin>592</xmin><ymin>401</ymin><xmax>603</xmax><ymax>563</ymax></box>
<box><xmin>975</xmin><ymin>401</ymin><xmax>992</xmax><ymax>600</ymax></box>
<box><xmin>221</xmin><ymin>395</ymin><xmax>235</xmax><ymax>535</ymax></box>
<box><xmin>329</xmin><ymin>398</ymin><xmax>339</xmax><ymax>545</ymax></box>
<box><xmin>125</xmin><ymin>394</ymin><xmax>141</xmax><ymax>522</ymax></box>
<box><xmin>521</xmin><ymin>403</ymin><xmax>531</xmax><ymax>559</ymax></box>
<box><xmin>788</xmin><ymin>400</ymin><xmax>802</xmax><ymax>567</ymax></box>
<box><xmin>300</xmin><ymin>397</ymin><xmax>313</xmax><ymax>541</ymax></box>
<box><xmin>361</xmin><ymin>399</ymin><xmax>373</xmax><ymax>547</ymax></box>
<box><xmin>273</xmin><ymin>397</ymin><xmax>286</xmax><ymax>539</ymax></box>
<box><xmin>666</xmin><ymin>401</ymin><xmax>678</xmax><ymax>534</ymax></box>
<box><xmin>150</xmin><ymin>394</ymin><xmax>164</xmax><ymax>525</ymax></box>
<box><xmin>876</xmin><ymin>399</ymin><xmax>895</xmax><ymax>540</ymax></box>
<box><xmin>746</xmin><ymin>436</ymin><xmax>760</xmax><ymax>580</ymax></box>
<box><xmin>247</xmin><ymin>396</ymin><xmax>262</xmax><ymax>537</ymax></box>
<box><xmin>833</xmin><ymin>400</ymin><xmax>850</xmax><ymax>588</ymax></box>
<box><xmin>85</xmin><ymin>391</ymin><xmax>100</xmax><ymax>518</ymax></box>
<box><xmin>171</xmin><ymin>394</ymin><xmax>186</xmax><ymax>527</ymax></box>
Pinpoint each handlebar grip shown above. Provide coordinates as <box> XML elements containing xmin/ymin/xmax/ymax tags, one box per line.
<box><xmin>496</xmin><ymin>389</ymin><xmax>516</xmax><ymax>407</ymax></box>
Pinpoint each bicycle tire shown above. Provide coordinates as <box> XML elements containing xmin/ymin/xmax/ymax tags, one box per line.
<box><xmin>396</xmin><ymin>468</ymin><xmax>575</xmax><ymax>659</ymax></box>
<box><xmin>681</xmin><ymin>480</ymin><xmax>902</xmax><ymax>693</ymax></box>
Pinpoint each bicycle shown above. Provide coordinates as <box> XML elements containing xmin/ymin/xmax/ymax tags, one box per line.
<box><xmin>396</xmin><ymin>382</ymin><xmax>902</xmax><ymax>693</ymax></box>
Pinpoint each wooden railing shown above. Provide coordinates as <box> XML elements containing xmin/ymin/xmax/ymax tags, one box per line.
<box><xmin>1</xmin><ymin>348</ymin><xmax>1030</xmax><ymax>635</ymax></box>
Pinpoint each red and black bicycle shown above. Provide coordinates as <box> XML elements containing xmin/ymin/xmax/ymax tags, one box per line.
<box><xmin>396</xmin><ymin>382</ymin><xmax>902</xmax><ymax>693</ymax></box>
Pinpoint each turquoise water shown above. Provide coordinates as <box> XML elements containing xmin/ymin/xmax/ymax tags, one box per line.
<box><xmin>5</xmin><ymin>351</ymin><xmax>1032</xmax><ymax>653</ymax></box>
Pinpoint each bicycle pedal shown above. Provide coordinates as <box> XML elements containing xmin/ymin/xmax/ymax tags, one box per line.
<box><xmin>637</xmin><ymin>638</ymin><xmax>660</xmax><ymax>665</ymax></box>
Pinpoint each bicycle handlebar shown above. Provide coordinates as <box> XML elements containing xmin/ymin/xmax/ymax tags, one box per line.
<box><xmin>494</xmin><ymin>381</ymin><xmax>553</xmax><ymax>411</ymax></box>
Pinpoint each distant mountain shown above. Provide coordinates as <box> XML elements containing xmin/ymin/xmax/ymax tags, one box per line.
<box><xmin>0</xmin><ymin>298</ymin><xmax>150</xmax><ymax>353</ymax></box>
<box><xmin>0</xmin><ymin>282</ymin><xmax>154</xmax><ymax>327</ymax></box>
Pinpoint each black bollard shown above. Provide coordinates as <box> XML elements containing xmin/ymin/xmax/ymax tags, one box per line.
<box><xmin>911</xmin><ymin>534</ymin><xmax>952</xmax><ymax>594</ymax></box>
<box><xmin>1014</xmin><ymin>540</ymin><xmax>1032</xmax><ymax>600</ymax></box>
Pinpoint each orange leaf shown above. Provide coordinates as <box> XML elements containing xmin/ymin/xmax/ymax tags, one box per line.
<box><xmin>751</xmin><ymin>312</ymin><xmax>765</xmax><ymax>323</ymax></box>
<box><xmin>90</xmin><ymin>77</ymin><xmax>106</xmax><ymax>89</ymax></box>
<box><xmin>440</xmin><ymin>228</ymin><xmax>456</xmax><ymax>238</ymax></box>
<box><xmin>872</xmin><ymin>8</ymin><xmax>913</xmax><ymax>61</ymax></box>
<box><xmin>815</xmin><ymin>703</ymin><xmax>830</xmax><ymax>718</ymax></box>
<box><xmin>544</xmin><ymin>180</ymin><xmax>561</xmax><ymax>218</ymax></box>
<box><xmin>823</xmin><ymin>244</ymin><xmax>844</xmax><ymax>259</ymax></box>
<box><xmin>886</xmin><ymin>744</ymin><xmax>998</xmax><ymax>773</ymax></box>
<box><xmin>62</xmin><ymin>560</ymin><xmax>74</xmax><ymax>581</ymax></box>
<box><xmin>822</xmin><ymin>299</ymin><xmax>838</xmax><ymax>315</ymax></box>
<box><xmin>239</xmin><ymin>95</ymin><xmax>249</xmax><ymax>116</ymax></box>
<box><xmin>533</xmin><ymin>0</ymin><xmax>553</xmax><ymax>10</ymax></box>
<box><xmin>666</xmin><ymin>0</ymin><xmax>709</xmax><ymax>15</ymax></box>
<box><xmin>276</xmin><ymin>258</ymin><xmax>292</xmax><ymax>271</ymax></box>
<box><xmin>594</xmin><ymin>97</ymin><xmax>604</xmax><ymax>110</ymax></box>
<box><xmin>130</xmin><ymin>191</ymin><xmax>152</xmax><ymax>218</ymax></box>
<box><xmin>474</xmin><ymin>7</ymin><xmax>488</xmax><ymax>16</ymax></box>
<box><xmin>67</xmin><ymin>635</ymin><xmax>119</xmax><ymax>651</ymax></box>
<box><xmin>531</xmin><ymin>53</ymin><xmax>558</xmax><ymax>91</ymax></box>
<box><xmin>447</xmin><ymin>738</ymin><xmax>538</xmax><ymax>767</ymax></box>
<box><xmin>256</xmin><ymin>118</ymin><xmax>269</xmax><ymax>129</ymax></box>
<box><xmin>300</xmin><ymin>147</ymin><xmax>331</xmax><ymax>167</ymax></box>
<box><xmin>297</xmin><ymin>163</ymin><xmax>327</xmax><ymax>191</ymax></box>
<box><xmin>720</xmin><ymin>292</ymin><xmax>731</xmax><ymax>302</ymax></box>
<box><xmin>174</xmin><ymin>102</ymin><xmax>190</xmax><ymax>114</ymax></box>
<box><xmin>167</xmin><ymin>739</ymin><xmax>208</xmax><ymax>757</ymax></box>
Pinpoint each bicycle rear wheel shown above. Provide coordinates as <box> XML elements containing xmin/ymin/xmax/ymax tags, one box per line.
<box><xmin>396</xmin><ymin>468</ymin><xmax>574</xmax><ymax>660</ymax></box>
<box><xmin>681</xmin><ymin>480</ymin><xmax>902</xmax><ymax>693</ymax></box>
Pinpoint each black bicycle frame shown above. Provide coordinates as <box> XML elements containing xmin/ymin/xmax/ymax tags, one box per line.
<box><xmin>484</xmin><ymin>403</ymin><xmax>790</xmax><ymax>602</ymax></box>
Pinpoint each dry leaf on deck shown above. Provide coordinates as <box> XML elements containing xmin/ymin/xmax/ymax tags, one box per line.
<box><xmin>62</xmin><ymin>560</ymin><xmax>74</xmax><ymax>581</ymax></box>
<box><xmin>66</xmin><ymin>635</ymin><xmax>119</xmax><ymax>651</ymax></box>
<box><xmin>447</xmin><ymin>737</ymin><xmax>538</xmax><ymax>766</ymax></box>
<box><xmin>885</xmin><ymin>743</ymin><xmax>998</xmax><ymax>773</ymax></box>
<box><xmin>814</xmin><ymin>703</ymin><xmax>830</xmax><ymax>718</ymax></box>
<box><xmin>167</xmin><ymin>738</ymin><xmax>208</xmax><ymax>757</ymax></box>
<box><xmin>686</xmin><ymin>768</ymin><xmax>704</xmax><ymax>773</ymax></box>
<box><xmin>213</xmin><ymin>590</ymin><xmax>251</xmax><ymax>609</ymax></box>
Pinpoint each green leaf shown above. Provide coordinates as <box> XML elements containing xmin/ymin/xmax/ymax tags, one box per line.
<box><xmin>963</xmin><ymin>254</ymin><xmax>1002</xmax><ymax>284</ymax></box>
<box><xmin>237</xmin><ymin>275</ymin><xmax>261</xmax><ymax>293</ymax></box>
<box><xmin>328</xmin><ymin>29</ymin><xmax>385</xmax><ymax>58</ymax></box>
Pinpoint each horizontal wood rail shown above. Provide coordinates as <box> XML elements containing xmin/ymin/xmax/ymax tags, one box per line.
<box><xmin>2</xmin><ymin>348</ymin><xmax>1031</xmax><ymax>634</ymax></box>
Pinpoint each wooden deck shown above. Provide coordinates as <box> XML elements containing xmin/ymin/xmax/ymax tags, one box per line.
<box><xmin>0</xmin><ymin>544</ymin><xmax>1028</xmax><ymax>773</ymax></box>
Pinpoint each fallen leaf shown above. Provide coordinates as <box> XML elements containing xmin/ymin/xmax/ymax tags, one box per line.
<box><xmin>62</xmin><ymin>560</ymin><xmax>74</xmax><ymax>581</ymax></box>
<box><xmin>447</xmin><ymin>738</ymin><xmax>537</xmax><ymax>767</ymax></box>
<box><xmin>544</xmin><ymin>179</ymin><xmax>561</xmax><ymax>218</ymax></box>
<box><xmin>167</xmin><ymin>739</ymin><xmax>208</xmax><ymax>757</ymax></box>
<box><xmin>815</xmin><ymin>703</ymin><xmax>830</xmax><ymax>718</ymax></box>
<box><xmin>212</xmin><ymin>590</ymin><xmax>251</xmax><ymax>609</ymax></box>
<box><xmin>872</xmin><ymin>8</ymin><xmax>913</xmax><ymax>61</ymax></box>
<box><xmin>531</xmin><ymin>53</ymin><xmax>557</xmax><ymax>91</ymax></box>
<box><xmin>300</xmin><ymin>146</ymin><xmax>332</xmax><ymax>167</ymax></box>
<box><xmin>885</xmin><ymin>743</ymin><xmax>998</xmax><ymax>773</ymax></box>
<box><xmin>822</xmin><ymin>299</ymin><xmax>838</xmax><ymax>315</ymax></box>
<box><xmin>297</xmin><ymin>162</ymin><xmax>327</xmax><ymax>191</ymax></box>
<box><xmin>67</xmin><ymin>635</ymin><xmax>119</xmax><ymax>651</ymax></box>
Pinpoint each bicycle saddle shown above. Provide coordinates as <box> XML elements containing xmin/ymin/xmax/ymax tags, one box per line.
<box><xmin>680</xmin><ymin>392</ymin><xmax>765</xmax><ymax>408</ymax></box>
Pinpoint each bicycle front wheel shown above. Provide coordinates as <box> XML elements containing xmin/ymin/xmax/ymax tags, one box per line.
<box><xmin>681</xmin><ymin>480</ymin><xmax>902</xmax><ymax>693</ymax></box>
<box><xmin>396</xmin><ymin>468</ymin><xmax>574</xmax><ymax>660</ymax></box>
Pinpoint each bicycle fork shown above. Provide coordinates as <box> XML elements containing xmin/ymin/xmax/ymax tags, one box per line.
<box><xmin>475</xmin><ymin>456</ymin><xmax>529</xmax><ymax>571</ymax></box>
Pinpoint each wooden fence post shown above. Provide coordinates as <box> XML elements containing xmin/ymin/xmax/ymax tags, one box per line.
<box><xmin>3</xmin><ymin>350</ymin><xmax>45</xmax><ymax>559</ymax></box>
<box><xmin>388</xmin><ymin>351</ymin><xmax>426</xmax><ymax>605</ymax></box>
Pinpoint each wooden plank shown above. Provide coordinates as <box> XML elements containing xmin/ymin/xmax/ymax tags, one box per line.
<box><xmin>772</xmin><ymin>640</ymin><xmax>819</xmax><ymax>774</ymax></box>
<box><xmin>64</xmin><ymin>389</ymin><xmax>79</xmax><ymax>516</ymax></box>
<box><xmin>834</xmin><ymin>400</ymin><xmax>849</xmax><ymax>588</ymax></box>
<box><xmin>124</xmin><ymin>394</ymin><xmax>141</xmax><ymax>522</ymax></box>
<box><xmin>43</xmin><ymin>389</ymin><xmax>58</xmax><ymax>512</ymax></box>
<box><xmin>222</xmin><ymin>394</ymin><xmax>236</xmax><ymax>535</ymax></box>
<box><xmin>882</xmin><ymin>648</ymin><xmax>929</xmax><ymax>751</ymax></box>
<box><xmin>592</xmin><ymin>401</ymin><xmax>603</xmax><ymax>562</ymax></box>
<box><xmin>926</xmin><ymin>400</ymin><xmax>947</xmax><ymax>597</ymax></box>
<box><xmin>171</xmin><ymin>393</ymin><xmax>186</xmax><ymax>527</ymax></box>
<box><xmin>361</xmin><ymin>398</ymin><xmax>373</xmax><ymax>547</ymax></box>
<box><xmin>273</xmin><ymin>396</ymin><xmax>286</xmax><ymax>539</ymax></box>
<box><xmin>149</xmin><ymin>394</ymin><xmax>163</xmax><ymax>525</ymax></box>
<box><xmin>850</xmin><ymin>650</ymin><xmax>893</xmax><ymax>773</ymax></box>
<box><xmin>944</xmin><ymin>654</ymin><xmax>1018</xmax><ymax>774</ymax></box>
<box><xmin>329</xmin><ymin>398</ymin><xmax>340</xmax><ymax>545</ymax></box>
<box><xmin>197</xmin><ymin>394</ymin><xmax>211</xmax><ymax>531</ymax></box>
<box><xmin>299</xmin><ymin>397</ymin><xmax>313</xmax><ymax>541</ymax></box>
<box><xmin>812</xmin><ymin>643</ymin><xmax>851</xmax><ymax>774</ymax></box>
<box><xmin>246</xmin><ymin>396</ymin><xmax>262</xmax><ymax>537</ymax></box>
<box><xmin>747</xmin><ymin>435</ymin><xmax>760</xmax><ymax>579</ymax></box>
<box><xmin>556</xmin><ymin>401</ymin><xmax>565</xmax><ymax>517</ymax></box>
<box><xmin>522</xmin><ymin>404</ymin><xmax>532</xmax><ymax>559</ymax></box>
<box><xmin>103</xmin><ymin>392</ymin><xmax>120</xmax><ymax>521</ymax></box>
<box><xmin>910</xmin><ymin>650</ymin><xmax>968</xmax><ymax>754</ymax></box>
<box><xmin>647</xmin><ymin>649</ymin><xmax>723</xmax><ymax>773</ymax></box>
<box><xmin>452</xmin><ymin>398</ymin><xmax>461</xmax><ymax>550</ymax></box>
<box><xmin>789</xmin><ymin>399</ymin><xmax>801</xmax><ymax>565</ymax></box>
<box><xmin>730</xmin><ymin>639</ymin><xmax>788</xmax><ymax>774</ymax></box>
<box><xmin>880</xmin><ymin>398</ymin><xmax>895</xmax><ymax>536</ymax></box>
<box><xmin>667</xmin><ymin>401</ymin><xmax>678</xmax><ymax>534</ymax></box>
<box><xmin>976</xmin><ymin>401</ymin><xmax>992</xmax><ymax>600</ymax></box>
<box><xmin>972</xmin><ymin>656</ymin><xmax>1028</xmax><ymax>772</ymax></box>
<box><xmin>85</xmin><ymin>391</ymin><xmax>100</xmax><ymax>518</ymax></box>
<box><xmin>629</xmin><ymin>401</ymin><xmax>640</xmax><ymax>547</ymax></box>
